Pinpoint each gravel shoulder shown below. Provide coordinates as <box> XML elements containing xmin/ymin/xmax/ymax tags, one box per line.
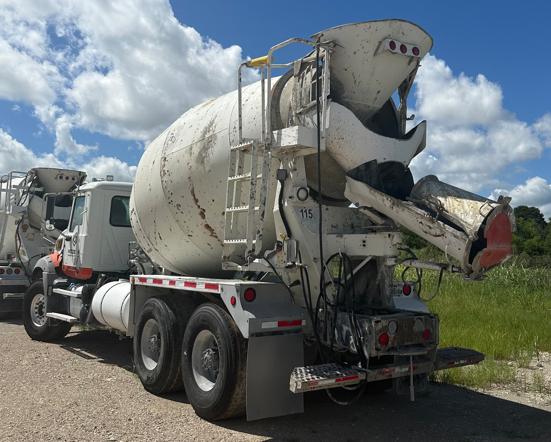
<box><xmin>1</xmin><ymin>316</ymin><xmax>550</xmax><ymax>442</ymax></box>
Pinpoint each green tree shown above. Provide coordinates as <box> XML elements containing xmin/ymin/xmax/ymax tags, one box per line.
<box><xmin>513</xmin><ymin>217</ymin><xmax>545</xmax><ymax>256</ymax></box>
<box><xmin>514</xmin><ymin>206</ymin><xmax>547</xmax><ymax>230</ymax></box>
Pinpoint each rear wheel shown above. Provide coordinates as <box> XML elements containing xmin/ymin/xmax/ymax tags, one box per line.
<box><xmin>133</xmin><ymin>296</ymin><xmax>193</xmax><ymax>394</ymax></box>
<box><xmin>182</xmin><ymin>303</ymin><xmax>247</xmax><ymax>421</ymax></box>
<box><xmin>22</xmin><ymin>281</ymin><xmax>72</xmax><ymax>341</ymax></box>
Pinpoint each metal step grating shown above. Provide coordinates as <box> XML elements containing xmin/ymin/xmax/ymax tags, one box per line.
<box><xmin>435</xmin><ymin>346</ymin><xmax>485</xmax><ymax>370</ymax></box>
<box><xmin>290</xmin><ymin>363</ymin><xmax>365</xmax><ymax>393</ymax></box>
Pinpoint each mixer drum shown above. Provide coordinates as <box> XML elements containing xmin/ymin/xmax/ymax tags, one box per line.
<box><xmin>130</xmin><ymin>81</ymin><xmax>279</xmax><ymax>277</ymax></box>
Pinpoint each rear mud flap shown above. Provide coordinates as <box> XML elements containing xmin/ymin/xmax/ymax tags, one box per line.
<box><xmin>246</xmin><ymin>333</ymin><xmax>304</xmax><ymax>421</ymax></box>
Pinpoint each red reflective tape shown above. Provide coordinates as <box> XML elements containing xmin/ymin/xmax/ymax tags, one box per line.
<box><xmin>184</xmin><ymin>282</ymin><xmax>197</xmax><ymax>288</ymax></box>
<box><xmin>383</xmin><ymin>368</ymin><xmax>396</xmax><ymax>375</ymax></box>
<box><xmin>308</xmin><ymin>381</ymin><xmax>319</xmax><ymax>387</ymax></box>
<box><xmin>169</xmin><ymin>280</ymin><xmax>176</xmax><ymax>286</ymax></box>
<box><xmin>278</xmin><ymin>320</ymin><xmax>303</xmax><ymax>327</ymax></box>
<box><xmin>138</xmin><ymin>277</ymin><xmax>147</xmax><ymax>283</ymax></box>
<box><xmin>336</xmin><ymin>375</ymin><xmax>359</xmax><ymax>383</ymax></box>
<box><xmin>152</xmin><ymin>279</ymin><xmax>163</xmax><ymax>285</ymax></box>
<box><xmin>204</xmin><ymin>283</ymin><xmax>219</xmax><ymax>290</ymax></box>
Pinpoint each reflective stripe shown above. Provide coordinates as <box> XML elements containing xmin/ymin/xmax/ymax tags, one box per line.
<box><xmin>262</xmin><ymin>319</ymin><xmax>306</xmax><ymax>329</ymax></box>
<box><xmin>133</xmin><ymin>277</ymin><xmax>220</xmax><ymax>292</ymax></box>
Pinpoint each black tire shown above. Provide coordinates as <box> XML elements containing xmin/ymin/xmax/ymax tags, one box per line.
<box><xmin>22</xmin><ymin>281</ymin><xmax>72</xmax><ymax>341</ymax></box>
<box><xmin>133</xmin><ymin>296</ymin><xmax>193</xmax><ymax>394</ymax></box>
<box><xmin>182</xmin><ymin>303</ymin><xmax>247</xmax><ymax>421</ymax></box>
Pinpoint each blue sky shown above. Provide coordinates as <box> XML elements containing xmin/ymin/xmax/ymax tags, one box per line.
<box><xmin>1</xmin><ymin>0</ymin><xmax>550</xmax><ymax>215</ymax></box>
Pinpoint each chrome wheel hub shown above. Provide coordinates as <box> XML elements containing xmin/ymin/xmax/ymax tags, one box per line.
<box><xmin>141</xmin><ymin>319</ymin><xmax>161</xmax><ymax>371</ymax></box>
<box><xmin>30</xmin><ymin>293</ymin><xmax>46</xmax><ymax>327</ymax></box>
<box><xmin>192</xmin><ymin>330</ymin><xmax>219</xmax><ymax>392</ymax></box>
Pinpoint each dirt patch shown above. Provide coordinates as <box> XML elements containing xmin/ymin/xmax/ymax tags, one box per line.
<box><xmin>1</xmin><ymin>317</ymin><xmax>550</xmax><ymax>442</ymax></box>
<box><xmin>482</xmin><ymin>352</ymin><xmax>551</xmax><ymax>410</ymax></box>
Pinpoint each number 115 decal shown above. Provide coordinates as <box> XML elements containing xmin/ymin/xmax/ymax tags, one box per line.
<box><xmin>299</xmin><ymin>208</ymin><xmax>314</xmax><ymax>219</ymax></box>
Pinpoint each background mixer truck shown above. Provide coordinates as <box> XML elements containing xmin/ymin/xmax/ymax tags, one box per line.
<box><xmin>21</xmin><ymin>19</ymin><xmax>515</xmax><ymax>421</ymax></box>
<box><xmin>0</xmin><ymin>168</ymin><xmax>85</xmax><ymax>318</ymax></box>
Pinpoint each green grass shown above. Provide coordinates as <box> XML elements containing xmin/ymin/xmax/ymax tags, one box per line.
<box><xmin>397</xmin><ymin>251</ymin><xmax>551</xmax><ymax>389</ymax></box>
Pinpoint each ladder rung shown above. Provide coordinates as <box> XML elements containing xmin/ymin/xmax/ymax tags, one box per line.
<box><xmin>228</xmin><ymin>173</ymin><xmax>251</xmax><ymax>182</ymax></box>
<box><xmin>230</xmin><ymin>142</ymin><xmax>254</xmax><ymax>151</ymax></box>
<box><xmin>226</xmin><ymin>206</ymin><xmax>259</xmax><ymax>213</ymax></box>
<box><xmin>226</xmin><ymin>206</ymin><xmax>249</xmax><ymax>213</ymax></box>
<box><xmin>224</xmin><ymin>239</ymin><xmax>257</xmax><ymax>244</ymax></box>
<box><xmin>228</xmin><ymin>173</ymin><xmax>263</xmax><ymax>182</ymax></box>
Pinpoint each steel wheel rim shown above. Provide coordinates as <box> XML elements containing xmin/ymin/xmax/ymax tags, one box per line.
<box><xmin>191</xmin><ymin>329</ymin><xmax>219</xmax><ymax>392</ymax></box>
<box><xmin>30</xmin><ymin>293</ymin><xmax>46</xmax><ymax>327</ymax></box>
<box><xmin>141</xmin><ymin>319</ymin><xmax>161</xmax><ymax>371</ymax></box>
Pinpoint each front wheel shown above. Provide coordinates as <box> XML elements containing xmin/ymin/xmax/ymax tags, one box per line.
<box><xmin>22</xmin><ymin>281</ymin><xmax>72</xmax><ymax>341</ymax></box>
<box><xmin>182</xmin><ymin>303</ymin><xmax>247</xmax><ymax>421</ymax></box>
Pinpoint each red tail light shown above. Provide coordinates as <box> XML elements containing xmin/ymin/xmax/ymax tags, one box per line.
<box><xmin>412</xmin><ymin>47</ymin><xmax>420</xmax><ymax>56</ymax></box>
<box><xmin>389</xmin><ymin>40</ymin><xmax>396</xmax><ymax>50</ymax></box>
<box><xmin>403</xmin><ymin>285</ymin><xmax>411</xmax><ymax>295</ymax></box>
<box><xmin>244</xmin><ymin>288</ymin><xmax>256</xmax><ymax>302</ymax></box>
<box><xmin>400</xmin><ymin>44</ymin><xmax>407</xmax><ymax>54</ymax></box>
<box><xmin>230</xmin><ymin>296</ymin><xmax>236</xmax><ymax>306</ymax></box>
<box><xmin>379</xmin><ymin>333</ymin><xmax>389</xmax><ymax>346</ymax></box>
<box><xmin>14</xmin><ymin>269</ymin><xmax>20</xmax><ymax>274</ymax></box>
<box><xmin>0</xmin><ymin>269</ymin><xmax>4</xmax><ymax>274</ymax></box>
<box><xmin>423</xmin><ymin>329</ymin><xmax>431</xmax><ymax>340</ymax></box>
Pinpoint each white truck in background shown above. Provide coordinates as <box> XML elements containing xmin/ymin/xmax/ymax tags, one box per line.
<box><xmin>21</xmin><ymin>19</ymin><xmax>516</xmax><ymax>421</ymax></box>
<box><xmin>0</xmin><ymin>168</ymin><xmax>85</xmax><ymax>318</ymax></box>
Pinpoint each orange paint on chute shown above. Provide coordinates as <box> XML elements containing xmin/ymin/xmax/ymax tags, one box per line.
<box><xmin>480</xmin><ymin>213</ymin><xmax>513</xmax><ymax>267</ymax></box>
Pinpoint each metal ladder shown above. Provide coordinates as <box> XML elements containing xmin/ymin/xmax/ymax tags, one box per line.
<box><xmin>0</xmin><ymin>171</ymin><xmax>29</xmax><ymax>258</ymax></box>
<box><xmin>222</xmin><ymin>38</ymin><xmax>333</xmax><ymax>269</ymax></box>
<box><xmin>223</xmin><ymin>140</ymin><xmax>271</xmax><ymax>268</ymax></box>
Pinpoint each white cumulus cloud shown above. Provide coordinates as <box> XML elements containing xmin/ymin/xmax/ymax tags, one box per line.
<box><xmin>0</xmin><ymin>0</ymin><xmax>258</xmax><ymax>159</ymax></box>
<box><xmin>0</xmin><ymin>128</ymin><xmax>135</xmax><ymax>183</ymax></box>
<box><xmin>491</xmin><ymin>177</ymin><xmax>551</xmax><ymax>219</ymax></box>
<box><xmin>409</xmin><ymin>55</ymin><xmax>546</xmax><ymax>194</ymax></box>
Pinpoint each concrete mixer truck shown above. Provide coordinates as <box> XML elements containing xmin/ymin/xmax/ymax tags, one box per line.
<box><xmin>0</xmin><ymin>168</ymin><xmax>86</xmax><ymax>318</ymax></box>
<box><xmin>21</xmin><ymin>19</ymin><xmax>515</xmax><ymax>421</ymax></box>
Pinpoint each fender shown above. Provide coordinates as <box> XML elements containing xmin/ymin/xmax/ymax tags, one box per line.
<box><xmin>33</xmin><ymin>253</ymin><xmax>62</xmax><ymax>281</ymax></box>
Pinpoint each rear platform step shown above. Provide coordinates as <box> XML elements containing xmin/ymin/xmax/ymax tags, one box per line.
<box><xmin>290</xmin><ymin>347</ymin><xmax>485</xmax><ymax>393</ymax></box>
<box><xmin>434</xmin><ymin>346</ymin><xmax>485</xmax><ymax>370</ymax></box>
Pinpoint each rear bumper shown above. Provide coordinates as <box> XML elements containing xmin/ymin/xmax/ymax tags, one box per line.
<box><xmin>290</xmin><ymin>346</ymin><xmax>484</xmax><ymax>393</ymax></box>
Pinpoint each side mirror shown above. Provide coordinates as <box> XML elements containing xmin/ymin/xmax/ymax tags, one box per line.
<box><xmin>45</xmin><ymin>219</ymin><xmax>56</xmax><ymax>232</ymax></box>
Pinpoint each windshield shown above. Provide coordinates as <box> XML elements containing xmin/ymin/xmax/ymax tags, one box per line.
<box><xmin>69</xmin><ymin>196</ymin><xmax>86</xmax><ymax>231</ymax></box>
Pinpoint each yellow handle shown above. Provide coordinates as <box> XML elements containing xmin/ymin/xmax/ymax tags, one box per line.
<box><xmin>249</xmin><ymin>55</ymin><xmax>273</xmax><ymax>67</ymax></box>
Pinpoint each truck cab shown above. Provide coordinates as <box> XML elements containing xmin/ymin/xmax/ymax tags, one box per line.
<box><xmin>59</xmin><ymin>181</ymin><xmax>135</xmax><ymax>280</ymax></box>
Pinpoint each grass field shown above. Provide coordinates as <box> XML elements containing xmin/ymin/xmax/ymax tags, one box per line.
<box><xmin>398</xmin><ymin>250</ymin><xmax>551</xmax><ymax>389</ymax></box>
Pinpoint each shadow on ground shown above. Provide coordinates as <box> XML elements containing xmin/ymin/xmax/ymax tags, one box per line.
<box><xmin>10</xmin><ymin>323</ymin><xmax>551</xmax><ymax>442</ymax></box>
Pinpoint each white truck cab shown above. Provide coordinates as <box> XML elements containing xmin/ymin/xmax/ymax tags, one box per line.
<box><xmin>60</xmin><ymin>181</ymin><xmax>135</xmax><ymax>279</ymax></box>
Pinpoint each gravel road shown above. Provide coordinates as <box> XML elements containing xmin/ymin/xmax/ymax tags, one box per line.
<box><xmin>1</xmin><ymin>316</ymin><xmax>550</xmax><ymax>442</ymax></box>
